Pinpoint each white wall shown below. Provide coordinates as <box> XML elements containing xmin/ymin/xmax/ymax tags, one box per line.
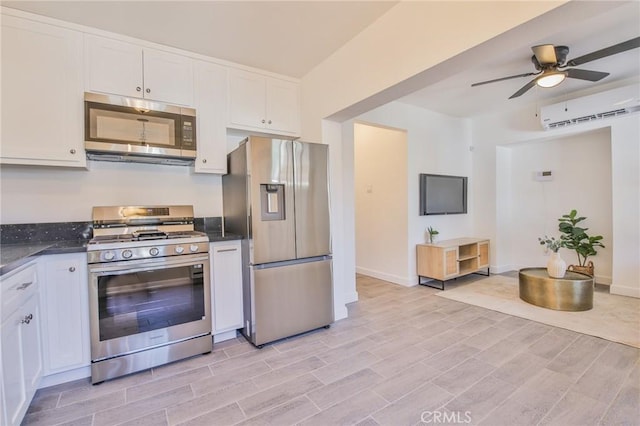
<box><xmin>499</xmin><ymin>129</ymin><xmax>613</xmax><ymax>283</ymax></box>
<box><xmin>354</xmin><ymin>123</ymin><xmax>407</xmax><ymax>284</ymax></box>
<box><xmin>0</xmin><ymin>161</ymin><xmax>222</xmax><ymax>223</ymax></box>
<box><xmin>347</xmin><ymin>102</ymin><xmax>472</xmax><ymax>287</ymax></box>
<box><xmin>325</xmin><ymin>119</ymin><xmax>356</xmax><ymax>318</ymax></box>
<box><xmin>471</xmin><ymin>99</ymin><xmax>639</xmax><ymax>297</ymax></box>
<box><xmin>300</xmin><ymin>1</ymin><xmax>584</xmax><ymax>311</ymax></box>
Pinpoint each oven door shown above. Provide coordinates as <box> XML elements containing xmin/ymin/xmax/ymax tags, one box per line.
<box><xmin>88</xmin><ymin>253</ymin><xmax>211</xmax><ymax>362</ymax></box>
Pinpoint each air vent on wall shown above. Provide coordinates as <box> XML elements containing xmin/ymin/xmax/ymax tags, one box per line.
<box><xmin>539</xmin><ymin>84</ymin><xmax>640</xmax><ymax>130</ymax></box>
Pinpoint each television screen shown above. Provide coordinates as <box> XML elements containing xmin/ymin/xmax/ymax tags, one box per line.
<box><xmin>419</xmin><ymin>174</ymin><xmax>467</xmax><ymax>215</ymax></box>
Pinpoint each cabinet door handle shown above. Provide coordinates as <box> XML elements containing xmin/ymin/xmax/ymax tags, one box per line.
<box><xmin>21</xmin><ymin>313</ymin><xmax>33</xmax><ymax>325</ymax></box>
<box><xmin>70</xmin><ymin>149</ymin><xmax>76</xmax><ymax>155</ymax></box>
<box><xmin>261</xmin><ymin>119</ymin><xmax>266</xmax><ymax>124</ymax></box>
<box><xmin>69</xmin><ymin>266</ymin><xmax>76</xmax><ymax>272</ymax></box>
<box><xmin>16</xmin><ymin>281</ymin><xmax>33</xmax><ymax>290</ymax></box>
<box><xmin>268</xmin><ymin>120</ymin><xmax>272</xmax><ymax>124</ymax></box>
<box><xmin>217</xmin><ymin>248</ymin><xmax>238</xmax><ymax>253</ymax></box>
<box><xmin>146</xmin><ymin>88</ymin><xmax>151</xmax><ymax>94</ymax></box>
<box><xmin>136</xmin><ymin>86</ymin><xmax>142</xmax><ymax>92</ymax></box>
<box><xmin>202</xmin><ymin>159</ymin><xmax>207</xmax><ymax>164</ymax></box>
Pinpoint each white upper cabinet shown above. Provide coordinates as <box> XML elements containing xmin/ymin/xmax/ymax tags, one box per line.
<box><xmin>0</xmin><ymin>14</ymin><xmax>85</xmax><ymax>167</ymax></box>
<box><xmin>193</xmin><ymin>61</ymin><xmax>228</xmax><ymax>174</ymax></box>
<box><xmin>84</xmin><ymin>35</ymin><xmax>142</xmax><ymax>99</ymax></box>
<box><xmin>228</xmin><ymin>69</ymin><xmax>300</xmax><ymax>136</ymax></box>
<box><xmin>85</xmin><ymin>34</ymin><xmax>194</xmax><ymax>106</ymax></box>
<box><xmin>143</xmin><ymin>48</ymin><xmax>194</xmax><ymax>106</ymax></box>
<box><xmin>266</xmin><ymin>77</ymin><xmax>301</xmax><ymax>135</ymax></box>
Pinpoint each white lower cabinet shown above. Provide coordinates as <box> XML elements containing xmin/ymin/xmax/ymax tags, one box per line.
<box><xmin>210</xmin><ymin>241</ymin><xmax>243</xmax><ymax>341</ymax></box>
<box><xmin>38</xmin><ymin>253</ymin><xmax>91</xmax><ymax>382</ymax></box>
<box><xmin>1</xmin><ymin>262</ymin><xmax>42</xmax><ymax>426</ymax></box>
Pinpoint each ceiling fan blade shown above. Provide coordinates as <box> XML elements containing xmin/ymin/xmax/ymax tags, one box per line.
<box><xmin>508</xmin><ymin>79</ymin><xmax>537</xmax><ymax>99</ymax></box>
<box><xmin>566</xmin><ymin>36</ymin><xmax>640</xmax><ymax>66</ymax></box>
<box><xmin>566</xmin><ymin>68</ymin><xmax>609</xmax><ymax>81</ymax></box>
<box><xmin>532</xmin><ymin>44</ymin><xmax>557</xmax><ymax>65</ymax></box>
<box><xmin>471</xmin><ymin>72</ymin><xmax>537</xmax><ymax>87</ymax></box>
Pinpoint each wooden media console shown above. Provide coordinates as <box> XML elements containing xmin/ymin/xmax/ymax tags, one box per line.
<box><xmin>416</xmin><ymin>237</ymin><xmax>490</xmax><ymax>290</ymax></box>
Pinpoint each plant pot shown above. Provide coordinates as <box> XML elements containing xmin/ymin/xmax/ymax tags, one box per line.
<box><xmin>568</xmin><ymin>261</ymin><xmax>594</xmax><ymax>277</ymax></box>
<box><xmin>429</xmin><ymin>235</ymin><xmax>437</xmax><ymax>244</ymax></box>
<box><xmin>547</xmin><ymin>252</ymin><xmax>567</xmax><ymax>278</ymax></box>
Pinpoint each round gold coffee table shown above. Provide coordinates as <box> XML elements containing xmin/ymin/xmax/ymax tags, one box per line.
<box><xmin>518</xmin><ymin>268</ymin><xmax>594</xmax><ymax>311</ymax></box>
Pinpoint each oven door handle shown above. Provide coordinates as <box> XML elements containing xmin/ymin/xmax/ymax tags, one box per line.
<box><xmin>89</xmin><ymin>254</ymin><xmax>209</xmax><ymax>275</ymax></box>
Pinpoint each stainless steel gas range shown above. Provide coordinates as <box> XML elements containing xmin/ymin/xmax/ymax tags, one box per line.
<box><xmin>87</xmin><ymin>205</ymin><xmax>211</xmax><ymax>384</ymax></box>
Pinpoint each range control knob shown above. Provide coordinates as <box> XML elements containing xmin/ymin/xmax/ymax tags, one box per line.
<box><xmin>122</xmin><ymin>249</ymin><xmax>133</xmax><ymax>259</ymax></box>
<box><xmin>149</xmin><ymin>247</ymin><xmax>160</xmax><ymax>256</ymax></box>
<box><xmin>189</xmin><ymin>244</ymin><xmax>199</xmax><ymax>252</ymax></box>
<box><xmin>175</xmin><ymin>245</ymin><xmax>185</xmax><ymax>254</ymax></box>
<box><xmin>103</xmin><ymin>251</ymin><xmax>115</xmax><ymax>261</ymax></box>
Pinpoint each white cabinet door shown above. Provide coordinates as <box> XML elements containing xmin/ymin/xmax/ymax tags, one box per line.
<box><xmin>84</xmin><ymin>34</ymin><xmax>144</xmax><ymax>99</ymax></box>
<box><xmin>1</xmin><ymin>308</ymin><xmax>27</xmax><ymax>426</ymax></box>
<box><xmin>265</xmin><ymin>77</ymin><xmax>300</xmax><ymax>135</ymax></box>
<box><xmin>39</xmin><ymin>254</ymin><xmax>90</xmax><ymax>375</ymax></box>
<box><xmin>228</xmin><ymin>69</ymin><xmax>300</xmax><ymax>136</ymax></box>
<box><xmin>143</xmin><ymin>49</ymin><xmax>194</xmax><ymax>106</ymax></box>
<box><xmin>85</xmin><ymin>34</ymin><xmax>193</xmax><ymax>106</ymax></box>
<box><xmin>19</xmin><ymin>295</ymin><xmax>43</xmax><ymax>401</ymax></box>
<box><xmin>1</xmin><ymin>15</ymin><xmax>85</xmax><ymax>167</ymax></box>
<box><xmin>1</xmin><ymin>295</ymin><xmax>42</xmax><ymax>426</ymax></box>
<box><xmin>210</xmin><ymin>241</ymin><xmax>243</xmax><ymax>334</ymax></box>
<box><xmin>228</xmin><ymin>69</ymin><xmax>266</xmax><ymax>130</ymax></box>
<box><xmin>1</xmin><ymin>260</ymin><xmax>42</xmax><ymax>426</ymax></box>
<box><xmin>193</xmin><ymin>61</ymin><xmax>228</xmax><ymax>174</ymax></box>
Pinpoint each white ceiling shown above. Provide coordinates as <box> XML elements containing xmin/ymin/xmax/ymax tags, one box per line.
<box><xmin>398</xmin><ymin>1</ymin><xmax>640</xmax><ymax>117</ymax></box>
<box><xmin>3</xmin><ymin>1</ymin><xmax>639</xmax><ymax>118</ymax></box>
<box><xmin>1</xmin><ymin>1</ymin><xmax>398</xmax><ymax>78</ymax></box>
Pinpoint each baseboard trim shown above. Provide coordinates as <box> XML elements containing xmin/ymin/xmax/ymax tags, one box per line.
<box><xmin>355</xmin><ymin>266</ymin><xmax>413</xmax><ymax>287</ymax></box>
<box><xmin>39</xmin><ymin>366</ymin><xmax>91</xmax><ymax>389</ymax></box>
<box><xmin>610</xmin><ymin>284</ymin><xmax>640</xmax><ymax>298</ymax></box>
<box><xmin>490</xmin><ymin>264</ymin><xmax>516</xmax><ymax>274</ymax></box>
<box><xmin>334</xmin><ymin>302</ymin><xmax>349</xmax><ymax>321</ymax></box>
<box><xmin>213</xmin><ymin>330</ymin><xmax>238</xmax><ymax>343</ymax></box>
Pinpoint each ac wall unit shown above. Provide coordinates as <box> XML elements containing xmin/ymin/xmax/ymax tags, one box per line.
<box><xmin>540</xmin><ymin>84</ymin><xmax>640</xmax><ymax>130</ymax></box>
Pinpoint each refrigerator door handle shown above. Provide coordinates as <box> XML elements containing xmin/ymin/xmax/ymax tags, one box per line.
<box><xmin>253</xmin><ymin>255</ymin><xmax>332</xmax><ymax>270</ymax></box>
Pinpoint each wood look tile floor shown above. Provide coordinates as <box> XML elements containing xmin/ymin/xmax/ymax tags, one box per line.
<box><xmin>25</xmin><ymin>274</ymin><xmax>640</xmax><ymax>426</ymax></box>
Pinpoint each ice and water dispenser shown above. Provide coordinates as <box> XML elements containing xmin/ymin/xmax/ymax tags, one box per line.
<box><xmin>260</xmin><ymin>184</ymin><xmax>285</xmax><ymax>221</ymax></box>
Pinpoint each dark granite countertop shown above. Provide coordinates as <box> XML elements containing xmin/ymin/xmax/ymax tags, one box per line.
<box><xmin>0</xmin><ymin>240</ymin><xmax>89</xmax><ymax>276</ymax></box>
<box><xmin>204</xmin><ymin>231</ymin><xmax>243</xmax><ymax>242</ymax></box>
<box><xmin>0</xmin><ymin>233</ymin><xmax>242</xmax><ymax>276</ymax></box>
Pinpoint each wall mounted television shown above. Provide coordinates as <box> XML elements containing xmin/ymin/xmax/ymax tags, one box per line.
<box><xmin>419</xmin><ymin>173</ymin><xmax>468</xmax><ymax>215</ymax></box>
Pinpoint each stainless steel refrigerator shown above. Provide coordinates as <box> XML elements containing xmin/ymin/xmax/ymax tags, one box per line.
<box><xmin>223</xmin><ymin>136</ymin><xmax>333</xmax><ymax>347</ymax></box>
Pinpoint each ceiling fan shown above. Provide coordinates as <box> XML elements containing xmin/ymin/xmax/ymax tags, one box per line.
<box><xmin>471</xmin><ymin>37</ymin><xmax>640</xmax><ymax>99</ymax></box>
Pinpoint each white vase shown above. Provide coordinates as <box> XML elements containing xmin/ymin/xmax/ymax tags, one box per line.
<box><xmin>547</xmin><ymin>251</ymin><xmax>567</xmax><ymax>278</ymax></box>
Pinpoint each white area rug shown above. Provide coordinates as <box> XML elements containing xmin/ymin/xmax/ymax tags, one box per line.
<box><xmin>436</xmin><ymin>274</ymin><xmax>640</xmax><ymax>348</ymax></box>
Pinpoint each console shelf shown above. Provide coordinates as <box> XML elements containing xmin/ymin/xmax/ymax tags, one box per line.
<box><xmin>416</xmin><ymin>237</ymin><xmax>490</xmax><ymax>290</ymax></box>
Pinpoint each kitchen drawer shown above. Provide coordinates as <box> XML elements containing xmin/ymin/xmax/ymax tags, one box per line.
<box><xmin>1</xmin><ymin>262</ymin><xmax>38</xmax><ymax>322</ymax></box>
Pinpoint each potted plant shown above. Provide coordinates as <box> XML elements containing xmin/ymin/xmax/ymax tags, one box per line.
<box><xmin>558</xmin><ymin>209</ymin><xmax>605</xmax><ymax>276</ymax></box>
<box><xmin>427</xmin><ymin>226</ymin><xmax>439</xmax><ymax>244</ymax></box>
<box><xmin>538</xmin><ymin>235</ymin><xmax>567</xmax><ymax>278</ymax></box>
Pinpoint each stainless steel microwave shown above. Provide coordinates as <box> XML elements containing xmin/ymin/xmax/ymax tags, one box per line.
<box><xmin>84</xmin><ymin>92</ymin><xmax>196</xmax><ymax>164</ymax></box>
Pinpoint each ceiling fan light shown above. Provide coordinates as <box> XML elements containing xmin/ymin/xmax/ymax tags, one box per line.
<box><xmin>536</xmin><ymin>71</ymin><xmax>567</xmax><ymax>88</ymax></box>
